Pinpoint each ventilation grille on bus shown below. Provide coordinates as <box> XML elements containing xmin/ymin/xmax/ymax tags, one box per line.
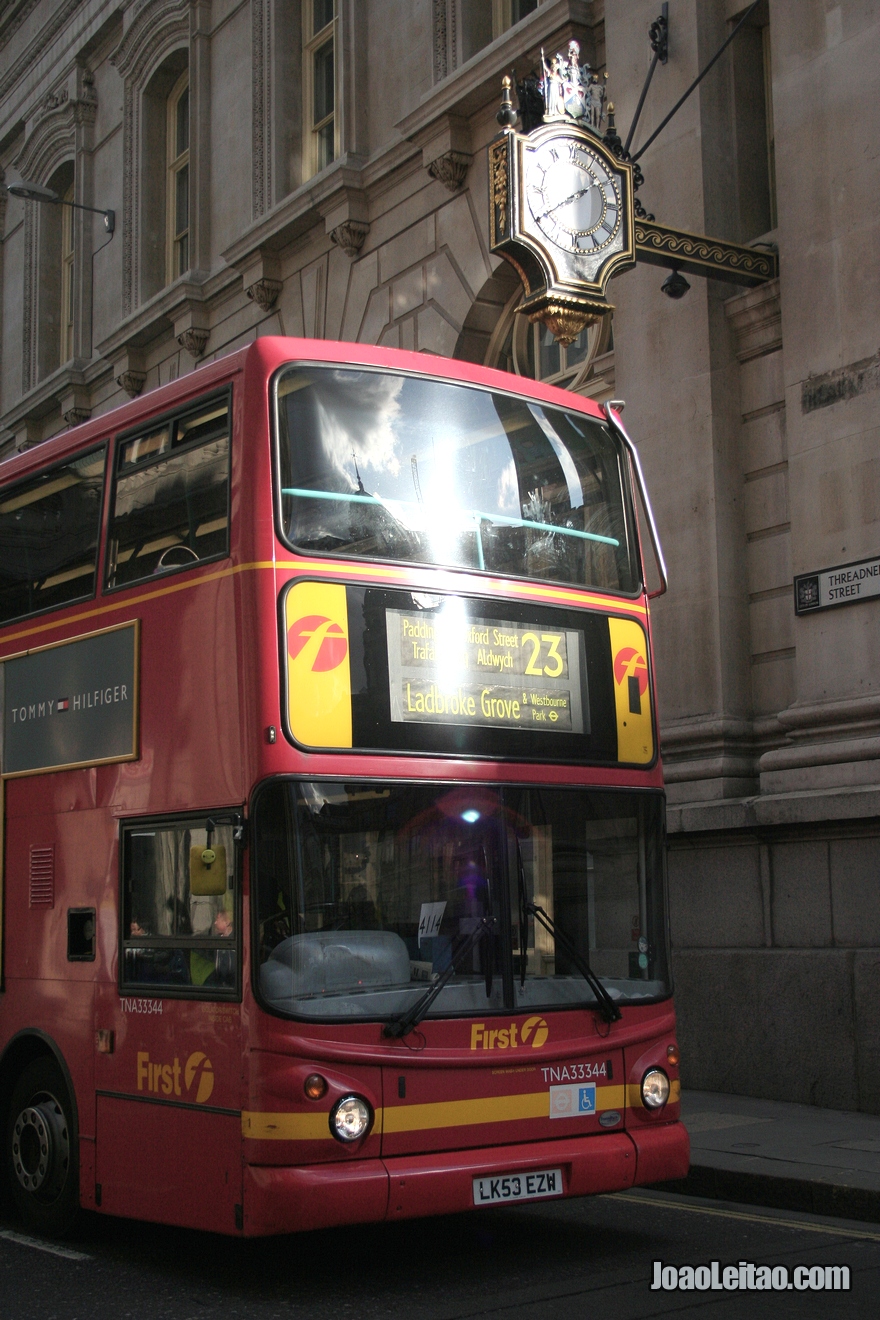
<box><xmin>29</xmin><ymin>846</ymin><xmax>55</xmax><ymax>907</ymax></box>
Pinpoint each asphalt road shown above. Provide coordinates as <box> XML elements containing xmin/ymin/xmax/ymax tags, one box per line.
<box><xmin>0</xmin><ymin>1188</ymin><xmax>877</xmax><ymax>1319</ymax></box>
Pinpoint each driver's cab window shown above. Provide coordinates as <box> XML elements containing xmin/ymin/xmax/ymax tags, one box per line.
<box><xmin>106</xmin><ymin>392</ymin><xmax>230</xmax><ymax>588</ymax></box>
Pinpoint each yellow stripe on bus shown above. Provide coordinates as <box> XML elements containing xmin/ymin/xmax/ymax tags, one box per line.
<box><xmin>0</xmin><ymin>559</ymin><xmax>646</xmax><ymax>654</ymax></box>
<box><xmin>242</xmin><ymin>1110</ymin><xmax>332</xmax><ymax>1141</ymax></box>
<box><xmin>241</xmin><ymin>1080</ymin><xmax>679</xmax><ymax>1141</ymax></box>
<box><xmin>277</xmin><ymin>559</ymin><xmax>649</xmax><ymax>617</ymax></box>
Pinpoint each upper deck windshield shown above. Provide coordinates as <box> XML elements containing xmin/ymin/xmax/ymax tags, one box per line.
<box><xmin>275</xmin><ymin>366</ymin><xmax>639</xmax><ymax>593</ymax></box>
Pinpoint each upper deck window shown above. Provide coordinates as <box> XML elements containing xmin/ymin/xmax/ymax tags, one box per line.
<box><xmin>275</xmin><ymin>367</ymin><xmax>638</xmax><ymax>594</ymax></box>
<box><xmin>0</xmin><ymin>446</ymin><xmax>106</xmax><ymax>627</ymax></box>
<box><xmin>106</xmin><ymin>395</ymin><xmax>230</xmax><ymax>589</ymax></box>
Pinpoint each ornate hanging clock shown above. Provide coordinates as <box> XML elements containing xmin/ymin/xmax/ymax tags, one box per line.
<box><xmin>490</xmin><ymin>50</ymin><xmax>636</xmax><ymax>344</ymax></box>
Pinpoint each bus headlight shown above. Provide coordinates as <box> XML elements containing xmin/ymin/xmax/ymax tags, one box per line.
<box><xmin>330</xmin><ymin>1095</ymin><xmax>373</xmax><ymax>1142</ymax></box>
<box><xmin>641</xmin><ymin>1068</ymin><xmax>670</xmax><ymax>1109</ymax></box>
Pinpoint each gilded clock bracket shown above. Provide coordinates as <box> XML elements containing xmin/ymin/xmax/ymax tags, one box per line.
<box><xmin>519</xmin><ymin>295</ymin><xmax>609</xmax><ymax>348</ymax></box>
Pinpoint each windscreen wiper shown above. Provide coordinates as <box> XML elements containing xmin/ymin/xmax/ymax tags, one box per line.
<box><xmin>515</xmin><ymin>836</ymin><xmax>619</xmax><ymax>1022</ymax></box>
<box><xmin>525</xmin><ymin>901</ymin><xmax>621</xmax><ymax>1024</ymax></box>
<box><xmin>383</xmin><ymin>916</ymin><xmax>496</xmax><ymax>1039</ymax></box>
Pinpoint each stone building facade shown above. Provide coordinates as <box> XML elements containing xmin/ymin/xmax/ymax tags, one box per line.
<box><xmin>1</xmin><ymin>0</ymin><xmax>879</xmax><ymax>1111</ymax></box>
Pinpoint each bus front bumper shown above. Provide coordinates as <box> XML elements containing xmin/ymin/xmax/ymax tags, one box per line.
<box><xmin>242</xmin><ymin>1120</ymin><xmax>689</xmax><ymax>1235</ymax></box>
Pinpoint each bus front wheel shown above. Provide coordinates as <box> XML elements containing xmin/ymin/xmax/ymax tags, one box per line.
<box><xmin>5</xmin><ymin>1058</ymin><xmax>80</xmax><ymax>1237</ymax></box>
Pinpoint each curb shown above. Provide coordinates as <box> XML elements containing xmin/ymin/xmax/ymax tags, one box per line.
<box><xmin>650</xmin><ymin>1165</ymin><xmax>880</xmax><ymax>1226</ymax></box>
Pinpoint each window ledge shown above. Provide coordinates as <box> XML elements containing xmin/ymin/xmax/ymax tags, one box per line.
<box><xmin>95</xmin><ymin>269</ymin><xmax>240</xmax><ymax>366</ymax></box>
<box><xmin>221</xmin><ymin>156</ymin><xmax>370</xmax><ymax>281</ymax></box>
<box><xmin>0</xmin><ymin>363</ymin><xmax>91</xmax><ymax>452</ymax></box>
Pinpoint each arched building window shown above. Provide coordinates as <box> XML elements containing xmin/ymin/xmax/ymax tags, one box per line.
<box><xmin>166</xmin><ymin>70</ymin><xmax>190</xmax><ymax>281</ymax></box>
<box><xmin>303</xmin><ymin>0</ymin><xmax>337</xmax><ymax>179</ymax></box>
<box><xmin>60</xmin><ymin>181</ymin><xmax>75</xmax><ymax>364</ymax></box>
<box><xmin>34</xmin><ymin>160</ymin><xmax>75</xmax><ymax>379</ymax></box>
<box><xmin>487</xmin><ymin>288</ymin><xmax>612</xmax><ymax>393</ymax></box>
<box><xmin>139</xmin><ymin>49</ymin><xmax>189</xmax><ymax>300</ymax></box>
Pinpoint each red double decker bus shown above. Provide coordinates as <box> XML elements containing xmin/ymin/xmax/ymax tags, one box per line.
<box><xmin>0</xmin><ymin>337</ymin><xmax>687</xmax><ymax>1237</ymax></box>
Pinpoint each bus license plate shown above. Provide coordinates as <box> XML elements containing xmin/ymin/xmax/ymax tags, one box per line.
<box><xmin>473</xmin><ymin>1168</ymin><xmax>563</xmax><ymax>1206</ymax></box>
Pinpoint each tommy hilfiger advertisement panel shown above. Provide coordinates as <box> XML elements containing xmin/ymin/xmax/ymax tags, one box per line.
<box><xmin>282</xmin><ymin>580</ymin><xmax>655</xmax><ymax>767</ymax></box>
<box><xmin>0</xmin><ymin>621</ymin><xmax>139</xmax><ymax>777</ymax></box>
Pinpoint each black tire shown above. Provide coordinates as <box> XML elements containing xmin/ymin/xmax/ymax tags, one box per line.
<box><xmin>5</xmin><ymin>1058</ymin><xmax>80</xmax><ymax>1237</ymax></box>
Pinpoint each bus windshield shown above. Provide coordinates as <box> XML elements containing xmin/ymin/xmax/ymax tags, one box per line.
<box><xmin>254</xmin><ymin>781</ymin><xmax>669</xmax><ymax>1022</ymax></box>
<box><xmin>275</xmin><ymin>366</ymin><xmax>638</xmax><ymax>592</ymax></box>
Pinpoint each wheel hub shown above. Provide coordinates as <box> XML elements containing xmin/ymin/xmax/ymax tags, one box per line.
<box><xmin>12</xmin><ymin>1098</ymin><xmax>69</xmax><ymax>1197</ymax></box>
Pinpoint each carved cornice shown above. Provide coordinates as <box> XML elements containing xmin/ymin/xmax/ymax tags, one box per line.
<box><xmin>427</xmin><ymin>150</ymin><xmax>472</xmax><ymax>192</ymax></box>
<box><xmin>177</xmin><ymin>326</ymin><xmax>209</xmax><ymax>359</ymax></box>
<box><xmin>59</xmin><ymin>382</ymin><xmax>90</xmax><ymax>427</ymax></box>
<box><xmin>63</xmin><ymin>406</ymin><xmax>91</xmax><ymax>428</ymax></box>
<box><xmin>635</xmin><ymin>221</ymin><xmax>778</xmax><ymax>288</ymax></box>
<box><xmin>329</xmin><ymin>220</ymin><xmax>369</xmax><ymax>258</ymax></box>
<box><xmin>245</xmin><ymin>278</ymin><xmax>283</xmax><ymax>311</ymax></box>
<box><xmin>117</xmin><ymin>370</ymin><xmax>147</xmax><ymax>398</ymax></box>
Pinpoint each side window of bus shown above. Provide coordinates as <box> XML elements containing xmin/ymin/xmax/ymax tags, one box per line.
<box><xmin>106</xmin><ymin>394</ymin><xmax>230</xmax><ymax>589</ymax></box>
<box><xmin>0</xmin><ymin>446</ymin><xmax>106</xmax><ymax>625</ymax></box>
<box><xmin>122</xmin><ymin>817</ymin><xmax>237</xmax><ymax>997</ymax></box>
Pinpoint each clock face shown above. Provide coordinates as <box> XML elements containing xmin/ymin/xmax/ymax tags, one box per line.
<box><xmin>525</xmin><ymin>139</ymin><xmax>623</xmax><ymax>255</ymax></box>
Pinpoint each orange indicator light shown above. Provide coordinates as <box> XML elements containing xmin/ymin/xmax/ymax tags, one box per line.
<box><xmin>666</xmin><ymin>1044</ymin><xmax>680</xmax><ymax>1066</ymax></box>
<box><xmin>304</xmin><ymin>1073</ymin><xmax>328</xmax><ymax>1100</ymax></box>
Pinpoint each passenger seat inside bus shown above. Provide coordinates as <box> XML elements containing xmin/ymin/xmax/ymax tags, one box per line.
<box><xmin>260</xmin><ymin>930</ymin><xmax>410</xmax><ymax>1001</ymax></box>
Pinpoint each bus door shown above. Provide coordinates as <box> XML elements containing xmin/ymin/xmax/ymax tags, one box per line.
<box><xmin>93</xmin><ymin>813</ymin><xmax>243</xmax><ymax>1234</ymax></box>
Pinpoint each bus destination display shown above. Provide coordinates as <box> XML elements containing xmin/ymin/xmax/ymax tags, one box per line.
<box><xmin>386</xmin><ymin>609</ymin><xmax>587</xmax><ymax>735</ymax></box>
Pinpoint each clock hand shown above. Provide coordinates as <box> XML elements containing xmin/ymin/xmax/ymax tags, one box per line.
<box><xmin>535</xmin><ymin>182</ymin><xmax>598</xmax><ymax>222</ymax></box>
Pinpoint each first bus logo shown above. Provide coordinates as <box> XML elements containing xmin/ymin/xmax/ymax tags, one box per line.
<box><xmin>137</xmin><ymin>1050</ymin><xmax>214</xmax><ymax>1104</ymax></box>
<box><xmin>470</xmin><ymin>1016</ymin><xmax>549</xmax><ymax>1050</ymax></box>
<box><xmin>288</xmin><ymin>615</ymin><xmax>348</xmax><ymax>671</ymax></box>
<box><xmin>613</xmin><ymin>646</ymin><xmax>648</xmax><ymax>695</ymax></box>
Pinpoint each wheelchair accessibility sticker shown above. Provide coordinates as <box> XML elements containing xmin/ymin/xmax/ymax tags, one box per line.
<box><xmin>549</xmin><ymin>1082</ymin><xmax>597</xmax><ymax>1119</ymax></box>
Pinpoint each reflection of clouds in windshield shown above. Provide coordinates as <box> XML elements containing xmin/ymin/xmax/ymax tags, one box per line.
<box><xmin>496</xmin><ymin>459</ymin><xmax>520</xmax><ymax>516</ymax></box>
<box><xmin>315</xmin><ymin>372</ymin><xmax>405</xmax><ymax>487</ymax></box>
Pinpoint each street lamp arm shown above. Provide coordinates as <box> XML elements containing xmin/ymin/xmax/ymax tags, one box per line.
<box><xmin>4</xmin><ymin>181</ymin><xmax>114</xmax><ymax>234</ymax></box>
<box><xmin>64</xmin><ymin>199</ymin><xmax>116</xmax><ymax>234</ymax></box>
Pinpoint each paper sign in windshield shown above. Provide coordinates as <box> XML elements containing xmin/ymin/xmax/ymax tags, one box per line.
<box><xmin>386</xmin><ymin>609</ymin><xmax>586</xmax><ymax>735</ymax></box>
<box><xmin>418</xmin><ymin>901</ymin><xmax>446</xmax><ymax>945</ymax></box>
